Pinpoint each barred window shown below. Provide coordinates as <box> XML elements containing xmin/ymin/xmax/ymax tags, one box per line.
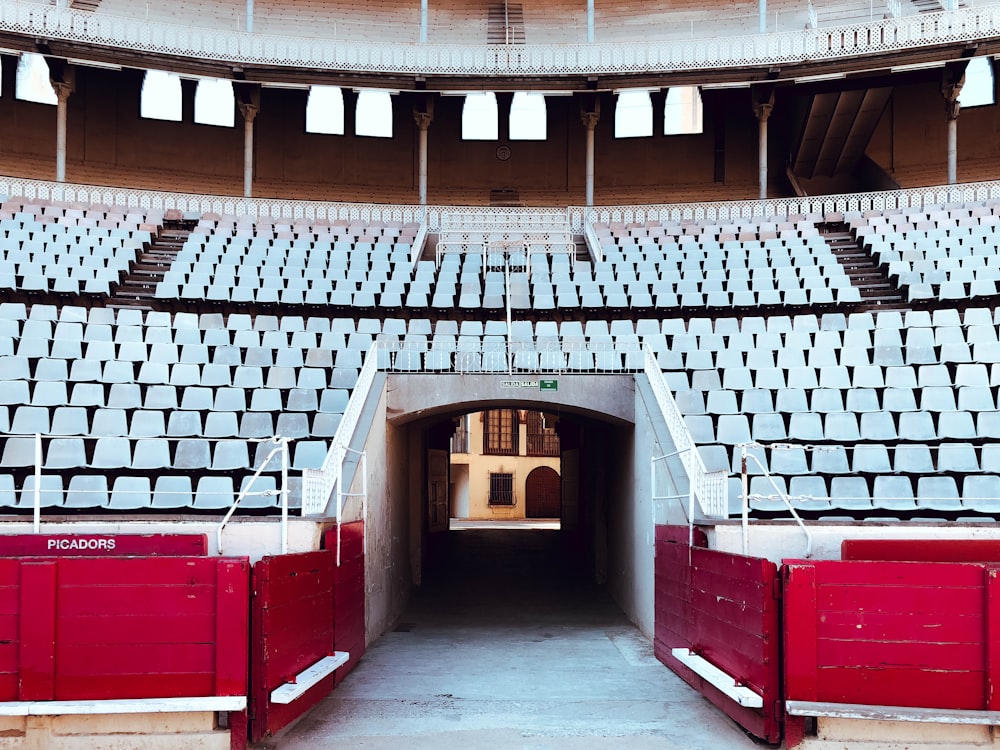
<box><xmin>489</xmin><ymin>472</ymin><xmax>514</xmax><ymax>506</ymax></box>
<box><xmin>526</xmin><ymin>411</ymin><xmax>560</xmax><ymax>457</ymax></box>
<box><xmin>483</xmin><ymin>409</ymin><xmax>519</xmax><ymax>456</ymax></box>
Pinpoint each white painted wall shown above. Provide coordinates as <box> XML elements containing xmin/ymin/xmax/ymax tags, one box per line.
<box><xmin>710</xmin><ymin>521</ymin><xmax>1000</xmax><ymax>564</ymax></box>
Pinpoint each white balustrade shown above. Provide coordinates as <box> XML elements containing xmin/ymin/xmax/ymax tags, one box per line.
<box><xmin>0</xmin><ymin>2</ymin><xmax>998</xmax><ymax>77</ymax></box>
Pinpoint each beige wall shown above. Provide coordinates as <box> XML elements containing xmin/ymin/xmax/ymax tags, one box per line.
<box><xmin>450</xmin><ymin>411</ymin><xmax>560</xmax><ymax>520</ymax></box>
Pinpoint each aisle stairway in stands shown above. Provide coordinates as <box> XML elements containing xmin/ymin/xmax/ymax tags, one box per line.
<box><xmin>819</xmin><ymin>221</ymin><xmax>906</xmax><ymax>311</ymax></box>
<box><xmin>109</xmin><ymin>219</ymin><xmax>194</xmax><ymax>312</ymax></box>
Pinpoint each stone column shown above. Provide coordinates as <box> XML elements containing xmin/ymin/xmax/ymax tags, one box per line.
<box><xmin>52</xmin><ymin>80</ymin><xmax>73</xmax><ymax>184</ymax></box>
<box><xmin>239</xmin><ymin>102</ymin><xmax>259</xmax><ymax>198</ymax></box>
<box><xmin>581</xmin><ymin>109</ymin><xmax>599</xmax><ymax>207</ymax></box>
<box><xmin>414</xmin><ymin>110</ymin><xmax>433</xmax><ymax>205</ymax></box>
<box><xmin>942</xmin><ymin>69</ymin><xmax>964</xmax><ymax>186</ymax></box>
<box><xmin>752</xmin><ymin>94</ymin><xmax>774</xmax><ymax>202</ymax></box>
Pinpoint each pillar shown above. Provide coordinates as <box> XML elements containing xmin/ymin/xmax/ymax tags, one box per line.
<box><xmin>587</xmin><ymin>0</ymin><xmax>594</xmax><ymax>43</ymax></box>
<box><xmin>239</xmin><ymin>102</ymin><xmax>258</xmax><ymax>198</ymax></box>
<box><xmin>414</xmin><ymin>109</ymin><xmax>433</xmax><ymax>205</ymax></box>
<box><xmin>420</xmin><ymin>0</ymin><xmax>428</xmax><ymax>42</ymax></box>
<box><xmin>52</xmin><ymin>80</ymin><xmax>73</xmax><ymax>184</ymax></box>
<box><xmin>942</xmin><ymin>65</ymin><xmax>965</xmax><ymax>187</ymax></box>
<box><xmin>581</xmin><ymin>109</ymin><xmax>599</xmax><ymax>207</ymax></box>
<box><xmin>246</xmin><ymin>0</ymin><xmax>254</xmax><ymax>31</ymax></box>
<box><xmin>752</xmin><ymin>92</ymin><xmax>773</xmax><ymax>202</ymax></box>
<box><xmin>759</xmin><ymin>0</ymin><xmax>767</xmax><ymax>33</ymax></box>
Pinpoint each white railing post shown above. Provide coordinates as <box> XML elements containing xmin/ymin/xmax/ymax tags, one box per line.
<box><xmin>280</xmin><ymin>436</ymin><xmax>289</xmax><ymax>555</ymax></box>
<box><xmin>33</xmin><ymin>433</ymin><xmax>41</xmax><ymax>535</ymax></box>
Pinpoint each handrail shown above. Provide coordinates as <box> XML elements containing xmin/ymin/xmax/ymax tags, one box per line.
<box><xmin>6</xmin><ymin>174</ymin><xmax>1000</xmax><ymax>232</ymax></box>
<box><xmin>740</xmin><ymin>443</ymin><xmax>813</xmax><ymax>558</ymax></box>
<box><xmin>644</xmin><ymin>345</ymin><xmax>728</xmax><ymax>519</ymax></box>
<box><xmin>301</xmin><ymin>342</ymin><xmax>380</xmax><ymax>516</ymax></box>
<box><xmin>216</xmin><ymin>437</ymin><xmax>289</xmax><ymax>555</ymax></box>
<box><xmin>583</xmin><ymin>220</ymin><xmax>602</xmax><ymax>262</ymax></box>
<box><xmin>2</xmin><ymin>2</ymin><xmax>1000</xmax><ymax>76</ymax></box>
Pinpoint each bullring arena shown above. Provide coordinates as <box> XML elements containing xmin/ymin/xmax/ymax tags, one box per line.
<box><xmin>1</xmin><ymin>0</ymin><xmax>1000</xmax><ymax>747</ymax></box>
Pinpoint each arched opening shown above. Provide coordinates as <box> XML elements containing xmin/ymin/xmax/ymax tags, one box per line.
<box><xmin>525</xmin><ymin>466</ymin><xmax>561</xmax><ymax>518</ymax></box>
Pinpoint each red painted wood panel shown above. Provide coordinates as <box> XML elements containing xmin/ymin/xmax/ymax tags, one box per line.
<box><xmin>784</xmin><ymin>560</ymin><xmax>996</xmax><ymax>712</ymax></box>
<box><xmin>0</xmin><ymin>534</ymin><xmax>207</xmax><ymax>557</ymax></box>
<box><xmin>653</xmin><ymin>526</ymin><xmax>781</xmax><ymax>744</ymax></box>
<box><xmin>250</xmin><ymin>550</ymin><xmax>335</xmax><ymax>742</ymax></box>
<box><xmin>0</xmin><ymin>556</ymin><xmax>249</xmax><ymax>703</ymax></box>
<box><xmin>843</xmin><ymin>539</ymin><xmax>1000</xmax><ymax>562</ymax></box>
<box><xmin>19</xmin><ymin>562</ymin><xmax>56</xmax><ymax>701</ymax></box>
<box><xmin>328</xmin><ymin>522</ymin><xmax>366</xmax><ymax>686</ymax></box>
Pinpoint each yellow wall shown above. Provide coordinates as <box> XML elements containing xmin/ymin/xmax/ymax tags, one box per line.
<box><xmin>450</xmin><ymin>411</ymin><xmax>560</xmax><ymax>520</ymax></box>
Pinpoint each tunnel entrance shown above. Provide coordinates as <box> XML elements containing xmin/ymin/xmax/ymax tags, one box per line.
<box><xmin>365</xmin><ymin>372</ymin><xmax>666</xmax><ymax>647</ymax></box>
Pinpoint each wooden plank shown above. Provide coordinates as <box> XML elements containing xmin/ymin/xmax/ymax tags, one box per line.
<box><xmin>654</xmin><ymin>525</ymin><xmax>707</xmax><ymax>546</ymax></box>
<box><xmin>56</xmin><ymin>614</ymin><xmax>215</xmax><ymax>645</ymax></box>
<box><xmin>53</xmin><ymin>675</ymin><xmax>217</xmax><ymax>701</ymax></box>
<box><xmin>816</xmin><ymin>638</ymin><xmax>984</xmax><ymax>671</ymax></box>
<box><xmin>215</xmin><ymin>559</ymin><xmax>250</xmax><ymax>698</ymax></box>
<box><xmin>0</xmin><ymin>534</ymin><xmax>207</xmax><ymax>557</ymax></box>
<box><xmin>670</xmin><ymin>648</ymin><xmax>763</xmax><ymax>708</ymax></box>
<box><xmin>814</xmin><ymin>666</ymin><xmax>986</xmax><ymax>709</ymax></box>
<box><xmin>986</xmin><ymin>567</ymin><xmax>1000</xmax><ymax>711</ymax></box>
<box><xmin>816</xmin><ymin>584</ymin><xmax>982</xmax><ymax>615</ymax></box>
<box><xmin>784</xmin><ymin>564</ymin><xmax>819</xmax><ymax>702</ymax></box>
<box><xmin>19</xmin><ymin>561</ymin><xmax>56</xmax><ymax>701</ymax></box>
<box><xmin>787</xmin><ymin>699</ymin><xmax>1000</xmax><ymax>724</ymax></box>
<box><xmin>57</xmin><ymin>585</ymin><xmax>218</xmax><ymax>615</ymax></box>
<box><xmin>56</xmin><ymin>557</ymin><xmax>218</xmax><ymax>584</ymax></box>
<box><xmin>813</xmin><ymin>561</ymin><xmax>985</xmax><ymax>587</ymax></box>
<box><xmin>56</xmin><ymin>643</ymin><xmax>216</xmax><ymax>674</ymax></box>
<box><xmin>843</xmin><ymin>539</ymin><xmax>1000</xmax><ymax>563</ymax></box>
<box><xmin>269</xmin><ymin>653</ymin><xmax>349</xmax><ymax>705</ymax></box>
<box><xmin>257</xmin><ymin>551</ymin><xmax>333</xmax><ymax>586</ymax></box>
<box><xmin>816</xmin><ymin>610</ymin><xmax>982</xmax><ymax>642</ymax></box>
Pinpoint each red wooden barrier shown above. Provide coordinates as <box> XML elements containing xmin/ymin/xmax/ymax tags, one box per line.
<box><xmin>250</xmin><ymin>550</ymin><xmax>335</xmax><ymax>742</ymax></box>
<box><xmin>654</xmin><ymin>526</ymin><xmax>781</xmax><ymax>744</ymax></box>
<box><xmin>0</xmin><ymin>556</ymin><xmax>249</xmax><ymax>702</ymax></box>
<box><xmin>328</xmin><ymin>522</ymin><xmax>366</xmax><ymax>686</ymax></box>
<box><xmin>0</xmin><ymin>534</ymin><xmax>207</xmax><ymax>557</ymax></box>
<box><xmin>843</xmin><ymin>539</ymin><xmax>1000</xmax><ymax>562</ymax></box>
<box><xmin>784</xmin><ymin>560</ymin><xmax>996</xmax><ymax>710</ymax></box>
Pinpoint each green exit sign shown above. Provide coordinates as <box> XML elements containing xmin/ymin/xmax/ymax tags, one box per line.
<box><xmin>539</xmin><ymin>379</ymin><xmax>558</xmax><ymax>391</ymax></box>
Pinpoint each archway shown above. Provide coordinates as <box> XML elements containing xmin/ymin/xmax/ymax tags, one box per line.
<box><xmin>525</xmin><ymin>466</ymin><xmax>561</xmax><ymax>518</ymax></box>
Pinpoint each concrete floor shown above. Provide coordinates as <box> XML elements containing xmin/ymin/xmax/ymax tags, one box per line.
<box><xmin>267</xmin><ymin>526</ymin><xmax>764</xmax><ymax>749</ymax></box>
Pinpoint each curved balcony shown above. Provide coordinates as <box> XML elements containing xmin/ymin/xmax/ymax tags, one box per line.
<box><xmin>0</xmin><ymin>0</ymin><xmax>999</xmax><ymax>81</ymax></box>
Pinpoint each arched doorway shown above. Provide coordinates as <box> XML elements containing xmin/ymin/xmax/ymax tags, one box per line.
<box><xmin>525</xmin><ymin>466</ymin><xmax>561</xmax><ymax>519</ymax></box>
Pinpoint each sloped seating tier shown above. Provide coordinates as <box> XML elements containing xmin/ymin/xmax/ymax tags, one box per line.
<box><xmin>0</xmin><ymin>200</ymin><xmax>157</xmax><ymax>298</ymax></box>
<box><xmin>156</xmin><ymin>218</ymin><xmax>419</xmax><ymax>308</ymax></box>
<box><xmin>0</xmin><ymin>304</ymin><xmax>390</xmax><ymax>511</ymax></box>
<box><xmin>851</xmin><ymin>203</ymin><xmax>1000</xmax><ymax>303</ymax></box>
<box><xmin>593</xmin><ymin>220</ymin><xmax>862</xmax><ymax>309</ymax></box>
<box><xmin>662</xmin><ymin>307</ymin><xmax>1000</xmax><ymax>518</ymax></box>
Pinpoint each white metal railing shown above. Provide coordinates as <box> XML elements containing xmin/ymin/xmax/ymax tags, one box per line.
<box><xmin>5</xmin><ymin>432</ymin><xmax>293</xmax><ymax>548</ymax></box>
<box><xmin>568</xmin><ymin>179</ymin><xmax>1000</xmax><ymax>231</ymax></box>
<box><xmin>334</xmin><ymin>446</ymin><xmax>367</xmax><ymax>567</ymax></box>
<box><xmin>887</xmin><ymin>0</ymin><xmax>902</xmax><ymax>19</ymax></box>
<box><xmin>301</xmin><ymin>343</ymin><xmax>379</xmax><ymax>516</ymax></box>
<box><xmin>377</xmin><ymin>336</ymin><xmax>646</xmax><ymax>375</ymax></box>
<box><xmin>808</xmin><ymin>1</ymin><xmax>819</xmax><ymax>28</ymax></box>
<box><xmin>583</xmin><ymin>220</ymin><xmax>602</xmax><ymax>263</ymax></box>
<box><xmin>643</xmin><ymin>346</ymin><xmax>729</xmax><ymax>519</ymax></box>
<box><xmin>2</xmin><ymin>2</ymin><xmax>999</xmax><ymax>76</ymax></box>
<box><xmin>739</xmin><ymin>443</ymin><xmax>813</xmax><ymax>558</ymax></box>
<box><xmin>8</xmin><ymin>175</ymin><xmax>1000</xmax><ymax>235</ymax></box>
<box><xmin>217</xmin><ymin>437</ymin><xmax>290</xmax><ymax>555</ymax></box>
